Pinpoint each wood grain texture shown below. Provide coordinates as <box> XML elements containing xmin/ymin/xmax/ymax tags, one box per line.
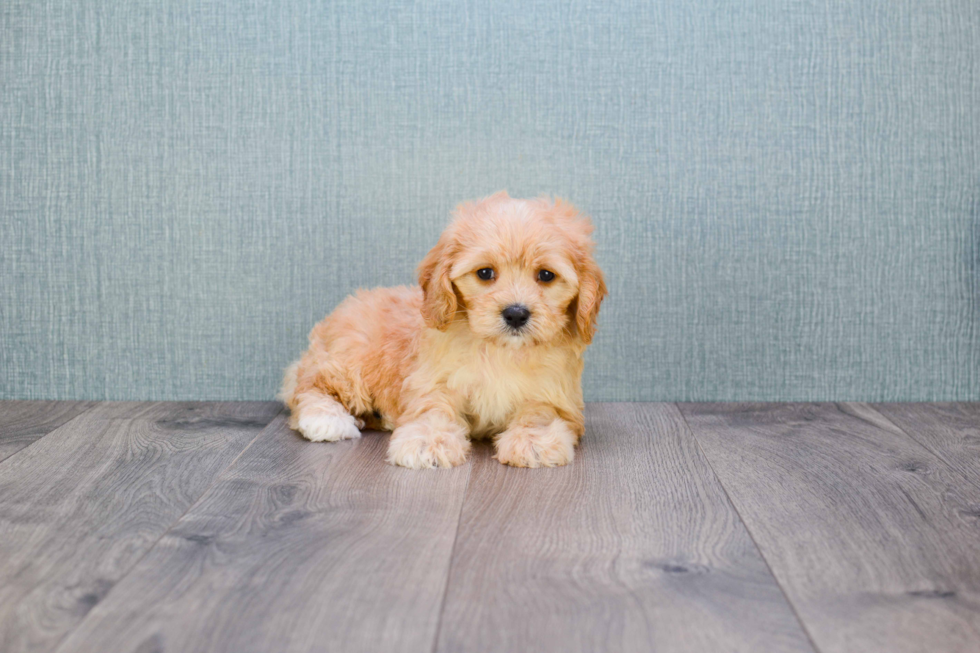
<box><xmin>0</xmin><ymin>401</ymin><xmax>280</xmax><ymax>653</ymax></box>
<box><xmin>54</xmin><ymin>418</ymin><xmax>472</xmax><ymax>653</ymax></box>
<box><xmin>434</xmin><ymin>403</ymin><xmax>815</xmax><ymax>653</ymax></box>
<box><xmin>678</xmin><ymin>402</ymin><xmax>980</xmax><ymax>653</ymax></box>
<box><xmin>0</xmin><ymin>401</ymin><xmax>97</xmax><ymax>462</ymax></box>
<box><xmin>872</xmin><ymin>403</ymin><xmax>980</xmax><ymax>490</ymax></box>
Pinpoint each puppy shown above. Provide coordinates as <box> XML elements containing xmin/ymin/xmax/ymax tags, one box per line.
<box><xmin>280</xmin><ymin>191</ymin><xmax>606</xmax><ymax>469</ymax></box>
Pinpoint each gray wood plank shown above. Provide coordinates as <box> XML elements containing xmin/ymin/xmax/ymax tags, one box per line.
<box><xmin>678</xmin><ymin>402</ymin><xmax>980</xmax><ymax>653</ymax></box>
<box><xmin>435</xmin><ymin>403</ymin><xmax>816</xmax><ymax>653</ymax></box>
<box><xmin>0</xmin><ymin>401</ymin><xmax>98</xmax><ymax>463</ymax></box>
<box><xmin>54</xmin><ymin>417</ymin><xmax>472</xmax><ymax>653</ymax></box>
<box><xmin>873</xmin><ymin>403</ymin><xmax>980</xmax><ymax>490</ymax></box>
<box><xmin>0</xmin><ymin>401</ymin><xmax>281</xmax><ymax>653</ymax></box>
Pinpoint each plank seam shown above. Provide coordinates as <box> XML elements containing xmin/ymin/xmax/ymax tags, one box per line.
<box><xmin>429</xmin><ymin>451</ymin><xmax>476</xmax><ymax>653</ymax></box>
<box><xmin>0</xmin><ymin>401</ymin><xmax>101</xmax><ymax>466</ymax></box>
<box><xmin>861</xmin><ymin>403</ymin><xmax>980</xmax><ymax>493</ymax></box>
<box><xmin>47</xmin><ymin>406</ymin><xmax>288</xmax><ymax>653</ymax></box>
<box><xmin>672</xmin><ymin>403</ymin><xmax>825</xmax><ymax>653</ymax></box>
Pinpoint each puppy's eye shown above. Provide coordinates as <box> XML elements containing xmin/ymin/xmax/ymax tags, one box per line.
<box><xmin>537</xmin><ymin>269</ymin><xmax>556</xmax><ymax>282</ymax></box>
<box><xmin>476</xmin><ymin>268</ymin><xmax>495</xmax><ymax>281</ymax></box>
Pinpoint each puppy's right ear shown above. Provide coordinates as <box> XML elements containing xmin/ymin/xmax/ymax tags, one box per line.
<box><xmin>418</xmin><ymin>232</ymin><xmax>458</xmax><ymax>330</ymax></box>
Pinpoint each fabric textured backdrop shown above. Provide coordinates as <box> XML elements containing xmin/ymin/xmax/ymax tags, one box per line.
<box><xmin>2</xmin><ymin>0</ymin><xmax>978</xmax><ymax>401</ymax></box>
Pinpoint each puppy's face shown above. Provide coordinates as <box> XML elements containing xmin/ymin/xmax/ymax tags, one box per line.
<box><xmin>418</xmin><ymin>193</ymin><xmax>606</xmax><ymax>347</ymax></box>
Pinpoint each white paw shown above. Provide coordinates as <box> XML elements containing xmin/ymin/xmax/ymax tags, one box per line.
<box><xmin>387</xmin><ymin>421</ymin><xmax>470</xmax><ymax>469</ymax></box>
<box><xmin>494</xmin><ymin>419</ymin><xmax>576</xmax><ymax>468</ymax></box>
<box><xmin>296</xmin><ymin>411</ymin><xmax>361</xmax><ymax>442</ymax></box>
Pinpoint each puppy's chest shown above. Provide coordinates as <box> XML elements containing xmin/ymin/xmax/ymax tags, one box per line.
<box><xmin>445</xmin><ymin>349</ymin><xmax>564</xmax><ymax>433</ymax></box>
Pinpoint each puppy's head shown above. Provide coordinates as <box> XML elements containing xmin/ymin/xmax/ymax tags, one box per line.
<box><xmin>418</xmin><ymin>192</ymin><xmax>606</xmax><ymax>347</ymax></box>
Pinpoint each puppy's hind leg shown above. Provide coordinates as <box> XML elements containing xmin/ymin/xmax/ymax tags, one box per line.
<box><xmin>290</xmin><ymin>393</ymin><xmax>362</xmax><ymax>442</ymax></box>
<box><xmin>280</xmin><ymin>360</ymin><xmax>363</xmax><ymax>442</ymax></box>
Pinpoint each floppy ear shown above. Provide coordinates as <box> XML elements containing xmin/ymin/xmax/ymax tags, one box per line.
<box><xmin>575</xmin><ymin>252</ymin><xmax>607</xmax><ymax>344</ymax></box>
<box><xmin>551</xmin><ymin>197</ymin><xmax>607</xmax><ymax>344</ymax></box>
<box><xmin>417</xmin><ymin>233</ymin><xmax>459</xmax><ymax>330</ymax></box>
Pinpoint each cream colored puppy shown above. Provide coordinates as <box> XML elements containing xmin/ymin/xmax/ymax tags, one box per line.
<box><xmin>280</xmin><ymin>192</ymin><xmax>606</xmax><ymax>469</ymax></box>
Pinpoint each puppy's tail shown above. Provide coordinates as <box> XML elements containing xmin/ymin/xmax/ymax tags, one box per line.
<box><xmin>277</xmin><ymin>360</ymin><xmax>301</xmax><ymax>409</ymax></box>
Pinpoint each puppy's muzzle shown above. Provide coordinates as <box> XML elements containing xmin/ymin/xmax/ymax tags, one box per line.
<box><xmin>501</xmin><ymin>304</ymin><xmax>531</xmax><ymax>330</ymax></box>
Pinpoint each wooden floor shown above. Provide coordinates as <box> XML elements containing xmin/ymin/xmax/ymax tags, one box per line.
<box><xmin>0</xmin><ymin>402</ymin><xmax>978</xmax><ymax>653</ymax></box>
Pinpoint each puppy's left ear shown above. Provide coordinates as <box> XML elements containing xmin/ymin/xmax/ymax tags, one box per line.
<box><xmin>554</xmin><ymin>200</ymin><xmax>606</xmax><ymax>344</ymax></box>
<box><xmin>575</xmin><ymin>251</ymin><xmax>607</xmax><ymax>344</ymax></box>
<box><xmin>417</xmin><ymin>232</ymin><xmax>458</xmax><ymax>330</ymax></box>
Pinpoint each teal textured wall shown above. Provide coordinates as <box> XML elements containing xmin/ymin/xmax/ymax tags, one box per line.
<box><xmin>2</xmin><ymin>1</ymin><xmax>979</xmax><ymax>401</ymax></box>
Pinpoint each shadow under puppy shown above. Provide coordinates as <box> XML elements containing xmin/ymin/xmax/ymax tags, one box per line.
<box><xmin>280</xmin><ymin>191</ymin><xmax>606</xmax><ymax>469</ymax></box>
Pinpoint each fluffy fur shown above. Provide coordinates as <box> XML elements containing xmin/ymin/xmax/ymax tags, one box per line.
<box><xmin>280</xmin><ymin>192</ymin><xmax>607</xmax><ymax>469</ymax></box>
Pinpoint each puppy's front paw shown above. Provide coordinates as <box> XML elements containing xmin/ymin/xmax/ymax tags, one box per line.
<box><xmin>494</xmin><ymin>419</ymin><xmax>576</xmax><ymax>468</ymax></box>
<box><xmin>387</xmin><ymin>421</ymin><xmax>470</xmax><ymax>469</ymax></box>
<box><xmin>296</xmin><ymin>411</ymin><xmax>361</xmax><ymax>442</ymax></box>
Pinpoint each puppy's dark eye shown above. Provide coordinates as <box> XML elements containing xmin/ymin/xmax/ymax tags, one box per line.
<box><xmin>476</xmin><ymin>268</ymin><xmax>495</xmax><ymax>281</ymax></box>
<box><xmin>537</xmin><ymin>269</ymin><xmax>556</xmax><ymax>282</ymax></box>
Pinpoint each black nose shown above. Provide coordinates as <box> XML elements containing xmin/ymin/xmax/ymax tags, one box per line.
<box><xmin>501</xmin><ymin>304</ymin><xmax>531</xmax><ymax>329</ymax></box>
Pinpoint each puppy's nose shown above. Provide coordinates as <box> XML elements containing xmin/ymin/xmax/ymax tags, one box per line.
<box><xmin>502</xmin><ymin>304</ymin><xmax>531</xmax><ymax>329</ymax></box>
